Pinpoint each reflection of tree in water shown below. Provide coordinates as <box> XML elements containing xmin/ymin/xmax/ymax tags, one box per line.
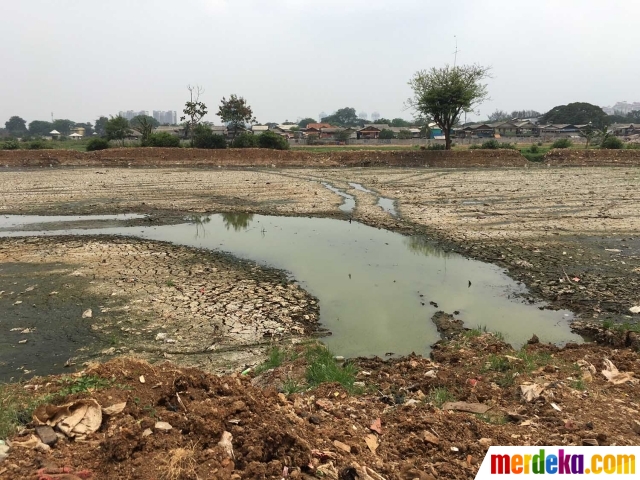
<box><xmin>222</xmin><ymin>213</ymin><xmax>254</xmax><ymax>231</ymax></box>
<box><xmin>404</xmin><ymin>236</ymin><xmax>451</xmax><ymax>259</ymax></box>
<box><xmin>187</xmin><ymin>214</ymin><xmax>211</xmax><ymax>238</ymax></box>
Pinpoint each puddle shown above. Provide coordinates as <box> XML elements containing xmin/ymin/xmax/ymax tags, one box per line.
<box><xmin>322</xmin><ymin>183</ymin><xmax>355</xmax><ymax>213</ymax></box>
<box><xmin>0</xmin><ymin>214</ymin><xmax>146</xmax><ymax>231</ymax></box>
<box><xmin>349</xmin><ymin>182</ymin><xmax>398</xmax><ymax>217</ymax></box>
<box><xmin>0</xmin><ymin>214</ymin><xmax>583</xmax><ymax>360</ymax></box>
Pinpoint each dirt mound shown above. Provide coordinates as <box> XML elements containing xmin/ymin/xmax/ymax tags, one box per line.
<box><xmin>0</xmin><ymin>148</ymin><xmax>528</xmax><ymax>169</ymax></box>
<box><xmin>544</xmin><ymin>149</ymin><xmax>640</xmax><ymax>166</ymax></box>
<box><xmin>3</xmin><ymin>332</ymin><xmax>640</xmax><ymax>480</ymax></box>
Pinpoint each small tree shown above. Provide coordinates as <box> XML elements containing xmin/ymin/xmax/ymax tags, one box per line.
<box><xmin>397</xmin><ymin>130</ymin><xmax>413</xmax><ymax>139</ymax></box>
<box><xmin>180</xmin><ymin>85</ymin><xmax>208</xmax><ymax>146</ymax></box>
<box><xmin>5</xmin><ymin>116</ymin><xmax>28</xmax><ymax>136</ymax></box>
<box><xmin>335</xmin><ymin>130</ymin><xmax>352</xmax><ymax>143</ymax></box>
<box><xmin>551</xmin><ymin>138</ymin><xmax>572</xmax><ymax>149</ymax></box>
<box><xmin>601</xmin><ymin>135</ymin><xmax>624</xmax><ymax>149</ymax></box>
<box><xmin>217</xmin><ymin>94</ymin><xmax>256</xmax><ymax>141</ymax></box>
<box><xmin>145</xmin><ymin>132</ymin><xmax>181</xmax><ymax>148</ymax></box>
<box><xmin>95</xmin><ymin>116</ymin><xmax>109</xmax><ymax>137</ymax></box>
<box><xmin>408</xmin><ymin>64</ymin><xmax>491</xmax><ymax>150</ymax></box>
<box><xmin>379</xmin><ymin>129</ymin><xmax>395</xmax><ymax>140</ymax></box>
<box><xmin>86</xmin><ymin>138</ymin><xmax>110</xmax><ymax>151</ymax></box>
<box><xmin>258</xmin><ymin>130</ymin><xmax>289</xmax><ymax>150</ymax></box>
<box><xmin>193</xmin><ymin>124</ymin><xmax>226</xmax><ymax>149</ymax></box>
<box><xmin>133</xmin><ymin>116</ymin><xmax>157</xmax><ymax>145</ymax></box>
<box><xmin>105</xmin><ymin>116</ymin><xmax>131</xmax><ymax>146</ymax></box>
<box><xmin>232</xmin><ymin>132</ymin><xmax>259</xmax><ymax>148</ymax></box>
<box><xmin>579</xmin><ymin>124</ymin><xmax>597</xmax><ymax>149</ymax></box>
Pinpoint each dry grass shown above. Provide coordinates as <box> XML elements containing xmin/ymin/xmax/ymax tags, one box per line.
<box><xmin>160</xmin><ymin>443</ymin><xmax>199</xmax><ymax>480</ymax></box>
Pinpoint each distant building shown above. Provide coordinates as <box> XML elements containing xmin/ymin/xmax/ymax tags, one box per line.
<box><xmin>371</xmin><ymin>112</ymin><xmax>381</xmax><ymax>122</ymax></box>
<box><xmin>603</xmin><ymin>101</ymin><xmax>640</xmax><ymax>115</ymax></box>
<box><xmin>118</xmin><ymin>110</ymin><xmax>148</xmax><ymax>121</ymax></box>
<box><xmin>153</xmin><ymin>110</ymin><xmax>178</xmax><ymax>125</ymax></box>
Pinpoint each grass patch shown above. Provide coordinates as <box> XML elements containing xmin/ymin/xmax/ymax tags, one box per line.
<box><xmin>254</xmin><ymin>346</ymin><xmax>288</xmax><ymax>374</ymax></box>
<box><xmin>484</xmin><ymin>354</ymin><xmax>511</xmax><ymax>373</ymax></box>
<box><xmin>166</xmin><ymin>279</ymin><xmax>175</xmax><ymax>287</ymax></box>
<box><xmin>476</xmin><ymin>412</ymin><xmax>508</xmax><ymax>425</ymax></box>
<box><xmin>570</xmin><ymin>379</ymin><xmax>586</xmax><ymax>391</ymax></box>
<box><xmin>281</xmin><ymin>377</ymin><xmax>304</xmax><ymax>395</ymax></box>
<box><xmin>304</xmin><ymin>345</ymin><xmax>357</xmax><ymax>392</ymax></box>
<box><xmin>55</xmin><ymin>374</ymin><xmax>113</xmax><ymax>396</ymax></box>
<box><xmin>427</xmin><ymin>386</ymin><xmax>456</xmax><ymax>408</ymax></box>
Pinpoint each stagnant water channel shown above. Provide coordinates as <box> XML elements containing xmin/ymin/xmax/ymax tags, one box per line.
<box><xmin>0</xmin><ymin>213</ymin><xmax>583</xmax><ymax>375</ymax></box>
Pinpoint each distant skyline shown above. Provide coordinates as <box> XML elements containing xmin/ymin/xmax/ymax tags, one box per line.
<box><xmin>2</xmin><ymin>0</ymin><xmax>640</xmax><ymax>126</ymax></box>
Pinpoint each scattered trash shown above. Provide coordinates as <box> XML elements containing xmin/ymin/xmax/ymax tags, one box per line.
<box><xmin>155</xmin><ymin>332</ymin><xmax>167</xmax><ymax>341</ymax></box>
<box><xmin>601</xmin><ymin>358</ymin><xmax>635</xmax><ymax>385</ymax></box>
<box><xmin>33</xmin><ymin>399</ymin><xmax>102</xmax><ymax>439</ymax></box>
<box><xmin>423</xmin><ymin>431</ymin><xmax>439</xmax><ymax>445</ymax></box>
<box><xmin>369</xmin><ymin>418</ymin><xmax>382</xmax><ymax>435</ymax></box>
<box><xmin>364</xmin><ymin>434</ymin><xmax>378</xmax><ymax>454</ymax></box>
<box><xmin>333</xmin><ymin>440</ymin><xmax>351</xmax><ymax>453</ymax></box>
<box><xmin>630</xmin><ymin>306</ymin><xmax>640</xmax><ymax>314</ymax></box>
<box><xmin>550</xmin><ymin>402</ymin><xmax>562</xmax><ymax>412</ymax></box>
<box><xmin>102</xmin><ymin>402</ymin><xmax>127</xmax><ymax>416</ymax></box>
<box><xmin>154</xmin><ymin>421</ymin><xmax>173</xmax><ymax>432</ymax></box>
<box><xmin>520</xmin><ymin>383</ymin><xmax>545</xmax><ymax>402</ymax></box>
<box><xmin>441</xmin><ymin>401</ymin><xmax>490</xmax><ymax>414</ymax></box>
<box><xmin>81</xmin><ymin>308</ymin><xmax>92</xmax><ymax>319</ymax></box>
<box><xmin>34</xmin><ymin>426</ymin><xmax>57</xmax><ymax>446</ymax></box>
<box><xmin>218</xmin><ymin>431</ymin><xmax>234</xmax><ymax>459</ymax></box>
<box><xmin>139</xmin><ymin>375</ymin><xmax>145</xmax><ymax>384</ymax></box>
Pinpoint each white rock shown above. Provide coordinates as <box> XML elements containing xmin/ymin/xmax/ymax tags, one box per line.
<box><xmin>82</xmin><ymin>308</ymin><xmax>92</xmax><ymax>319</ymax></box>
<box><xmin>630</xmin><ymin>306</ymin><xmax>640</xmax><ymax>314</ymax></box>
<box><xmin>154</xmin><ymin>421</ymin><xmax>173</xmax><ymax>431</ymax></box>
<box><xmin>155</xmin><ymin>332</ymin><xmax>167</xmax><ymax>341</ymax></box>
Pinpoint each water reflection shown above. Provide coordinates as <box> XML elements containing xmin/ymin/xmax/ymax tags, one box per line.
<box><xmin>222</xmin><ymin>213</ymin><xmax>254</xmax><ymax>231</ymax></box>
<box><xmin>405</xmin><ymin>235</ymin><xmax>451</xmax><ymax>258</ymax></box>
<box><xmin>187</xmin><ymin>214</ymin><xmax>211</xmax><ymax>238</ymax></box>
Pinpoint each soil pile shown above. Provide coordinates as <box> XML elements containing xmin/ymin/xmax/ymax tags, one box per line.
<box><xmin>0</xmin><ymin>148</ymin><xmax>528</xmax><ymax>169</ymax></box>
<box><xmin>2</xmin><ymin>330</ymin><xmax>639</xmax><ymax>479</ymax></box>
<box><xmin>544</xmin><ymin>149</ymin><xmax>640</xmax><ymax>166</ymax></box>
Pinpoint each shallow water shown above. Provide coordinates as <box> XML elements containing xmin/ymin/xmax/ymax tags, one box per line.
<box><xmin>0</xmin><ymin>214</ymin><xmax>145</xmax><ymax>229</ymax></box>
<box><xmin>322</xmin><ymin>183</ymin><xmax>355</xmax><ymax>213</ymax></box>
<box><xmin>349</xmin><ymin>182</ymin><xmax>398</xmax><ymax>216</ymax></box>
<box><xmin>0</xmin><ymin>213</ymin><xmax>583</xmax><ymax>359</ymax></box>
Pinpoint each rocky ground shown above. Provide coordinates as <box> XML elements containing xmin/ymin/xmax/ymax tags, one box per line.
<box><xmin>1</xmin><ymin>162</ymin><xmax>639</xmax><ymax>479</ymax></box>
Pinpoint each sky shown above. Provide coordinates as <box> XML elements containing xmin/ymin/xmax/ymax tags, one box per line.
<box><xmin>1</xmin><ymin>0</ymin><xmax>639</xmax><ymax>126</ymax></box>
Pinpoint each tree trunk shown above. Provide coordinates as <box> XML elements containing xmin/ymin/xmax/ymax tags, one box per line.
<box><xmin>445</xmin><ymin>132</ymin><xmax>452</xmax><ymax>150</ymax></box>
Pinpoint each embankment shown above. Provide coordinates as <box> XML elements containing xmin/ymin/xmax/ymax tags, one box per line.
<box><xmin>544</xmin><ymin>148</ymin><xmax>640</xmax><ymax>166</ymax></box>
<box><xmin>0</xmin><ymin>147</ymin><xmax>528</xmax><ymax>168</ymax></box>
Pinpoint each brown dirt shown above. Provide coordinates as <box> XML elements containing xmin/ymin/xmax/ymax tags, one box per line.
<box><xmin>0</xmin><ymin>147</ymin><xmax>527</xmax><ymax>168</ymax></box>
<box><xmin>544</xmin><ymin>149</ymin><xmax>640</xmax><ymax>166</ymax></box>
<box><xmin>2</xmin><ymin>332</ymin><xmax>639</xmax><ymax>480</ymax></box>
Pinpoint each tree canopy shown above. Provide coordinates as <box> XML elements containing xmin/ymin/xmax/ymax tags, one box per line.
<box><xmin>95</xmin><ymin>116</ymin><xmax>109</xmax><ymax>137</ymax></box>
<box><xmin>217</xmin><ymin>94</ymin><xmax>256</xmax><ymax>140</ymax></box>
<box><xmin>130</xmin><ymin>115</ymin><xmax>160</xmax><ymax>130</ymax></box>
<box><xmin>51</xmin><ymin>119</ymin><xmax>75</xmax><ymax>136</ymax></box>
<box><xmin>408</xmin><ymin>64</ymin><xmax>491</xmax><ymax>149</ymax></box>
<box><xmin>540</xmin><ymin>102</ymin><xmax>609</xmax><ymax>129</ymax></box>
<box><xmin>320</xmin><ymin>107</ymin><xmax>362</xmax><ymax>127</ymax></box>
<box><xmin>105</xmin><ymin>116</ymin><xmax>131</xmax><ymax>146</ymax></box>
<box><xmin>5</xmin><ymin>116</ymin><xmax>27</xmax><ymax>136</ymax></box>
<box><xmin>181</xmin><ymin>85</ymin><xmax>208</xmax><ymax>145</ymax></box>
<box><xmin>29</xmin><ymin>120</ymin><xmax>53</xmax><ymax>136</ymax></box>
<box><xmin>298</xmin><ymin>117</ymin><xmax>317</xmax><ymax>128</ymax></box>
<box><xmin>390</xmin><ymin>118</ymin><xmax>411</xmax><ymax>127</ymax></box>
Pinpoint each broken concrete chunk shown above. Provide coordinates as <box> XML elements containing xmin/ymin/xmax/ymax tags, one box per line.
<box><xmin>333</xmin><ymin>440</ymin><xmax>351</xmax><ymax>453</ymax></box>
<box><xmin>441</xmin><ymin>401</ymin><xmax>490</xmax><ymax>414</ymax></box>
<box><xmin>154</xmin><ymin>421</ymin><xmax>173</xmax><ymax>432</ymax></box>
<box><xmin>35</xmin><ymin>426</ymin><xmax>58</xmax><ymax>446</ymax></box>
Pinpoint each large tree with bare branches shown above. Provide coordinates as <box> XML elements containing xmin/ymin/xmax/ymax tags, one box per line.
<box><xmin>180</xmin><ymin>85</ymin><xmax>208</xmax><ymax>146</ymax></box>
<box><xmin>408</xmin><ymin>64</ymin><xmax>491</xmax><ymax>150</ymax></box>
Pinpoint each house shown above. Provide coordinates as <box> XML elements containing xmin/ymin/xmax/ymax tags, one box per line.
<box><xmin>251</xmin><ymin>125</ymin><xmax>269</xmax><ymax>135</ymax></box>
<box><xmin>357</xmin><ymin>124</ymin><xmax>387</xmax><ymax>140</ymax></box>
<box><xmin>540</xmin><ymin>124</ymin><xmax>581</xmax><ymax>137</ymax></box>
<box><xmin>68</xmin><ymin>133</ymin><xmax>82</xmax><ymax>140</ymax></box>
<box><xmin>154</xmin><ymin>125</ymin><xmax>184</xmax><ymax>137</ymax></box>
<box><xmin>494</xmin><ymin>122</ymin><xmax>520</xmax><ymax>136</ymax></box>
<box><xmin>467</xmin><ymin>124</ymin><xmax>496</xmax><ymax>138</ymax></box>
<box><xmin>211</xmin><ymin>126</ymin><xmax>228</xmax><ymax>138</ymax></box>
<box><xmin>49</xmin><ymin>130</ymin><xmax>61</xmax><ymax>139</ymax></box>
<box><xmin>611</xmin><ymin>124</ymin><xmax>640</xmax><ymax>136</ymax></box>
<box><xmin>71</xmin><ymin>127</ymin><xmax>85</xmax><ymax>137</ymax></box>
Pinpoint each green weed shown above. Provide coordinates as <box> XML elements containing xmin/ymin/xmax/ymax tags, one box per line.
<box><xmin>428</xmin><ymin>387</ymin><xmax>456</xmax><ymax>408</ymax></box>
<box><xmin>476</xmin><ymin>412</ymin><xmax>508</xmax><ymax>425</ymax></box>
<box><xmin>56</xmin><ymin>375</ymin><xmax>113</xmax><ymax>396</ymax></box>
<box><xmin>254</xmin><ymin>346</ymin><xmax>287</xmax><ymax>374</ymax></box>
<box><xmin>484</xmin><ymin>355</ymin><xmax>511</xmax><ymax>373</ymax></box>
<box><xmin>304</xmin><ymin>345</ymin><xmax>357</xmax><ymax>392</ymax></box>
<box><xmin>166</xmin><ymin>279</ymin><xmax>175</xmax><ymax>287</ymax></box>
<box><xmin>570</xmin><ymin>379</ymin><xmax>586</xmax><ymax>391</ymax></box>
<box><xmin>281</xmin><ymin>377</ymin><xmax>304</xmax><ymax>395</ymax></box>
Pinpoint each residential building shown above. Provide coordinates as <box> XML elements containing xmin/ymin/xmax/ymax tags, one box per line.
<box><xmin>153</xmin><ymin>110</ymin><xmax>178</xmax><ymax>125</ymax></box>
<box><xmin>251</xmin><ymin>125</ymin><xmax>269</xmax><ymax>135</ymax></box>
<box><xmin>118</xmin><ymin>110</ymin><xmax>148</xmax><ymax>121</ymax></box>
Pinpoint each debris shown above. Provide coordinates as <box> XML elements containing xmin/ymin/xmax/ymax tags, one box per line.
<box><xmin>155</xmin><ymin>332</ymin><xmax>167</xmax><ymax>341</ymax></box>
<box><xmin>520</xmin><ymin>383</ymin><xmax>545</xmax><ymax>402</ymax></box>
<box><xmin>550</xmin><ymin>402</ymin><xmax>562</xmax><ymax>412</ymax></box>
<box><xmin>333</xmin><ymin>440</ymin><xmax>351</xmax><ymax>453</ymax></box>
<box><xmin>102</xmin><ymin>402</ymin><xmax>127</xmax><ymax>416</ymax></box>
<box><xmin>364</xmin><ymin>434</ymin><xmax>378</xmax><ymax>454</ymax></box>
<box><xmin>142</xmin><ymin>428</ymin><xmax>153</xmax><ymax>438</ymax></box>
<box><xmin>154</xmin><ymin>421</ymin><xmax>173</xmax><ymax>432</ymax></box>
<box><xmin>478</xmin><ymin>438</ymin><xmax>492</xmax><ymax>448</ymax></box>
<box><xmin>315</xmin><ymin>399</ymin><xmax>333</xmax><ymax>411</ymax></box>
<box><xmin>34</xmin><ymin>399</ymin><xmax>102</xmax><ymax>438</ymax></box>
<box><xmin>441</xmin><ymin>401</ymin><xmax>490</xmax><ymax>414</ymax></box>
<box><xmin>450</xmin><ymin>446</ymin><xmax>459</xmax><ymax>452</ymax></box>
<box><xmin>630</xmin><ymin>306</ymin><xmax>640</xmax><ymax>314</ymax></box>
<box><xmin>345</xmin><ymin>463</ymin><xmax>387</xmax><ymax>480</ymax></box>
<box><xmin>35</xmin><ymin>426</ymin><xmax>57</xmax><ymax>446</ymax></box>
<box><xmin>18</xmin><ymin>339</ymin><xmax>27</xmax><ymax>344</ymax></box>
<box><xmin>218</xmin><ymin>431</ymin><xmax>234</xmax><ymax>459</ymax></box>
<box><xmin>527</xmin><ymin>334</ymin><xmax>540</xmax><ymax>344</ymax></box>
<box><xmin>582</xmin><ymin>438</ymin><xmax>599</xmax><ymax>446</ymax></box>
<box><xmin>601</xmin><ymin>358</ymin><xmax>635</xmax><ymax>384</ymax></box>
<box><xmin>423</xmin><ymin>431</ymin><xmax>439</xmax><ymax>445</ymax></box>
<box><xmin>10</xmin><ymin>435</ymin><xmax>41</xmax><ymax>449</ymax></box>
<box><xmin>369</xmin><ymin>418</ymin><xmax>382</xmax><ymax>434</ymax></box>
<box><xmin>139</xmin><ymin>375</ymin><xmax>145</xmax><ymax>384</ymax></box>
<box><xmin>82</xmin><ymin>309</ymin><xmax>92</xmax><ymax>319</ymax></box>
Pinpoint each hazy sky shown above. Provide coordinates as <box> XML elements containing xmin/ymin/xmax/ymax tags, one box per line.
<box><xmin>2</xmin><ymin>0</ymin><xmax>639</xmax><ymax>126</ymax></box>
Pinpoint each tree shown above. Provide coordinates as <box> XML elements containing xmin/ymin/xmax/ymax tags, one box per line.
<box><xmin>51</xmin><ymin>119</ymin><xmax>75</xmax><ymax>136</ymax></box>
<box><xmin>28</xmin><ymin>120</ymin><xmax>53</xmax><ymax>137</ymax></box>
<box><xmin>320</xmin><ymin>107</ymin><xmax>360</xmax><ymax>127</ymax></box>
<box><xmin>510</xmin><ymin>109</ymin><xmax>541</xmax><ymax>119</ymax></box>
<box><xmin>180</xmin><ymin>85</ymin><xmax>208</xmax><ymax>146</ymax></box>
<box><xmin>487</xmin><ymin>109</ymin><xmax>510</xmax><ymax>122</ymax></box>
<box><xmin>193</xmin><ymin>124</ymin><xmax>226</xmax><ymax>149</ymax></box>
<box><xmin>5</xmin><ymin>116</ymin><xmax>27</xmax><ymax>136</ymax></box>
<box><xmin>408</xmin><ymin>64</ymin><xmax>491</xmax><ymax>150</ymax></box>
<box><xmin>398</xmin><ymin>129</ymin><xmax>413</xmax><ymax>139</ymax></box>
<box><xmin>130</xmin><ymin>115</ymin><xmax>159</xmax><ymax>130</ymax></box>
<box><xmin>390</xmin><ymin>118</ymin><xmax>411</xmax><ymax>127</ymax></box>
<box><xmin>232</xmin><ymin>132</ymin><xmax>259</xmax><ymax>148</ymax></box>
<box><xmin>579</xmin><ymin>123</ymin><xmax>597</xmax><ymax>149</ymax></box>
<box><xmin>95</xmin><ymin>116</ymin><xmax>109</xmax><ymax>137</ymax></box>
<box><xmin>145</xmin><ymin>132</ymin><xmax>180</xmax><ymax>148</ymax></box>
<box><xmin>373</xmin><ymin>118</ymin><xmax>392</xmax><ymax>125</ymax></box>
<box><xmin>105</xmin><ymin>116</ymin><xmax>131</xmax><ymax>146</ymax></box>
<box><xmin>298</xmin><ymin>117</ymin><xmax>317</xmax><ymax>128</ymax></box>
<box><xmin>217</xmin><ymin>94</ymin><xmax>256</xmax><ymax>141</ymax></box>
<box><xmin>379</xmin><ymin>129</ymin><xmax>395</xmax><ymax>139</ymax></box>
<box><xmin>335</xmin><ymin>130</ymin><xmax>352</xmax><ymax>143</ymax></box>
<box><xmin>257</xmin><ymin>130</ymin><xmax>289</xmax><ymax>150</ymax></box>
<box><xmin>601</xmin><ymin>135</ymin><xmax>624</xmax><ymax>149</ymax></box>
<box><xmin>626</xmin><ymin>110</ymin><xmax>640</xmax><ymax>123</ymax></box>
<box><xmin>541</xmin><ymin>102</ymin><xmax>609</xmax><ymax>129</ymax></box>
<box><xmin>132</xmin><ymin>116</ymin><xmax>157</xmax><ymax>145</ymax></box>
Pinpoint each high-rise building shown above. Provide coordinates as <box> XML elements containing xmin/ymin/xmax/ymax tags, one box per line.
<box><xmin>153</xmin><ymin>110</ymin><xmax>178</xmax><ymax>125</ymax></box>
<box><xmin>118</xmin><ymin>110</ymin><xmax>148</xmax><ymax>121</ymax></box>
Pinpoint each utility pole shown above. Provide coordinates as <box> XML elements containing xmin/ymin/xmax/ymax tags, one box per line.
<box><xmin>453</xmin><ymin>35</ymin><xmax>460</xmax><ymax>67</ymax></box>
<box><xmin>51</xmin><ymin>112</ymin><xmax>54</xmax><ymax>122</ymax></box>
